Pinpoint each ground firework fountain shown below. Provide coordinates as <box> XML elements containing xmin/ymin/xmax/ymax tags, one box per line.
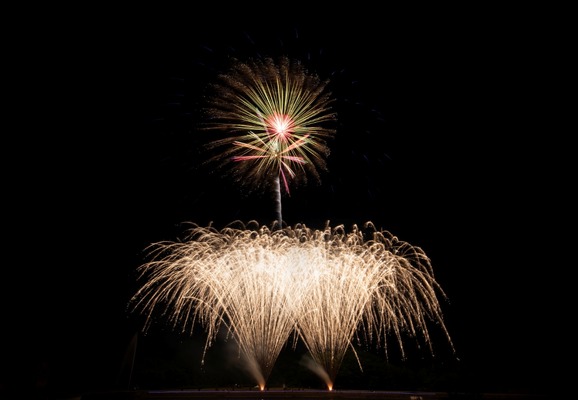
<box><xmin>130</xmin><ymin>55</ymin><xmax>454</xmax><ymax>391</ymax></box>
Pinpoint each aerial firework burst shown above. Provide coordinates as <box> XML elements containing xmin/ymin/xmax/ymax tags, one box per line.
<box><xmin>130</xmin><ymin>221</ymin><xmax>454</xmax><ymax>390</ymax></box>
<box><xmin>202</xmin><ymin>56</ymin><xmax>337</xmax><ymax>227</ymax></box>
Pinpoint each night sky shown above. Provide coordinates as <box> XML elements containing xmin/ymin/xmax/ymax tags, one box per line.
<box><xmin>4</xmin><ymin>8</ymin><xmax>568</xmax><ymax>399</ymax></box>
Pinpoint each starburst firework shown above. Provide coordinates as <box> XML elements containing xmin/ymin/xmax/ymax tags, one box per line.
<box><xmin>202</xmin><ymin>56</ymin><xmax>336</xmax><ymax>226</ymax></box>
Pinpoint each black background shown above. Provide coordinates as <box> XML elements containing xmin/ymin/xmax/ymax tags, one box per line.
<box><xmin>4</xmin><ymin>6</ymin><xmax>570</xmax><ymax>398</ymax></box>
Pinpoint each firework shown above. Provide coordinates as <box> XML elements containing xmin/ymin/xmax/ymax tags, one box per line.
<box><xmin>202</xmin><ymin>56</ymin><xmax>337</xmax><ymax>227</ymax></box>
<box><xmin>131</xmin><ymin>49</ymin><xmax>454</xmax><ymax>391</ymax></box>
<box><xmin>130</xmin><ymin>221</ymin><xmax>453</xmax><ymax>390</ymax></box>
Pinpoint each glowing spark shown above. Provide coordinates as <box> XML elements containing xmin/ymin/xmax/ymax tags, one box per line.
<box><xmin>130</xmin><ymin>221</ymin><xmax>454</xmax><ymax>390</ymax></box>
<box><xmin>265</xmin><ymin>112</ymin><xmax>295</xmax><ymax>138</ymax></box>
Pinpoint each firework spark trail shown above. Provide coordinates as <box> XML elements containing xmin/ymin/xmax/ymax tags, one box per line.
<box><xmin>132</xmin><ymin>222</ymin><xmax>315</xmax><ymax>389</ymax></box>
<box><xmin>130</xmin><ymin>221</ymin><xmax>454</xmax><ymax>390</ymax></box>
<box><xmin>293</xmin><ymin>246</ymin><xmax>377</xmax><ymax>390</ymax></box>
<box><xmin>202</xmin><ymin>56</ymin><xmax>336</xmax><ymax>227</ymax></box>
<box><xmin>289</xmin><ymin>222</ymin><xmax>454</xmax><ymax>390</ymax></box>
<box><xmin>363</xmin><ymin>227</ymin><xmax>454</xmax><ymax>361</ymax></box>
<box><xmin>194</xmin><ymin>228</ymin><xmax>314</xmax><ymax>389</ymax></box>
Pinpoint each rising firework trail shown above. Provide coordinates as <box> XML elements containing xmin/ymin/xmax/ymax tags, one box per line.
<box><xmin>130</xmin><ymin>221</ymin><xmax>454</xmax><ymax>390</ymax></box>
<box><xmin>201</xmin><ymin>56</ymin><xmax>337</xmax><ymax>228</ymax></box>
